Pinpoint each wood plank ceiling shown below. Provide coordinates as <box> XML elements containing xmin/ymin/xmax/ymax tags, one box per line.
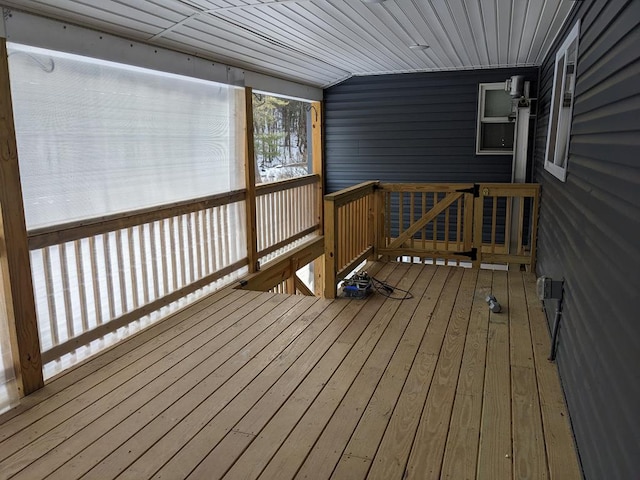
<box><xmin>1</xmin><ymin>0</ymin><xmax>575</xmax><ymax>87</ymax></box>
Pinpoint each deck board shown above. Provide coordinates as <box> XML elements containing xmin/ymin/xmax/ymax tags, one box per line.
<box><xmin>0</xmin><ymin>263</ymin><xmax>582</xmax><ymax>480</ymax></box>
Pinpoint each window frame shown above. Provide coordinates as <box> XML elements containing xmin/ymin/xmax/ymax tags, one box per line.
<box><xmin>544</xmin><ymin>20</ymin><xmax>580</xmax><ymax>182</ymax></box>
<box><xmin>476</xmin><ymin>82</ymin><xmax>515</xmax><ymax>155</ymax></box>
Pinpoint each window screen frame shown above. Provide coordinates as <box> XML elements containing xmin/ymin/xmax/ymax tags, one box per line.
<box><xmin>544</xmin><ymin>20</ymin><xmax>580</xmax><ymax>182</ymax></box>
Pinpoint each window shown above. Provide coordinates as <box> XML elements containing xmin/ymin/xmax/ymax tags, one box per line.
<box><xmin>544</xmin><ymin>21</ymin><xmax>580</xmax><ymax>181</ymax></box>
<box><xmin>252</xmin><ymin>92</ymin><xmax>311</xmax><ymax>184</ymax></box>
<box><xmin>476</xmin><ymin>83</ymin><xmax>515</xmax><ymax>155</ymax></box>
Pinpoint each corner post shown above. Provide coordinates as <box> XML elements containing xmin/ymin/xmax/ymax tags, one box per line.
<box><xmin>243</xmin><ymin>87</ymin><xmax>259</xmax><ymax>273</ymax></box>
<box><xmin>529</xmin><ymin>185</ymin><xmax>541</xmax><ymax>272</ymax></box>
<box><xmin>373</xmin><ymin>183</ymin><xmax>384</xmax><ymax>259</ymax></box>
<box><xmin>0</xmin><ymin>38</ymin><xmax>44</xmax><ymax>396</ymax></box>
<box><xmin>472</xmin><ymin>185</ymin><xmax>485</xmax><ymax>268</ymax></box>
<box><xmin>311</xmin><ymin>101</ymin><xmax>324</xmax><ymax>296</ymax></box>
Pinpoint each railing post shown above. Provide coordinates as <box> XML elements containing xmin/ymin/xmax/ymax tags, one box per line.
<box><xmin>472</xmin><ymin>185</ymin><xmax>485</xmax><ymax>268</ymax></box>
<box><xmin>311</xmin><ymin>101</ymin><xmax>324</xmax><ymax>296</ymax></box>
<box><xmin>243</xmin><ymin>87</ymin><xmax>259</xmax><ymax>273</ymax></box>
<box><xmin>372</xmin><ymin>185</ymin><xmax>383</xmax><ymax>259</ymax></box>
<box><xmin>529</xmin><ymin>185</ymin><xmax>541</xmax><ymax>272</ymax></box>
<box><xmin>367</xmin><ymin>189</ymin><xmax>374</xmax><ymax>260</ymax></box>
<box><xmin>323</xmin><ymin>197</ymin><xmax>338</xmax><ymax>298</ymax></box>
<box><xmin>0</xmin><ymin>38</ymin><xmax>44</xmax><ymax>396</ymax></box>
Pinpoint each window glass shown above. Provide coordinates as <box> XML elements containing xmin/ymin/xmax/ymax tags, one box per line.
<box><xmin>253</xmin><ymin>92</ymin><xmax>311</xmax><ymax>184</ymax></box>
<box><xmin>484</xmin><ymin>89</ymin><xmax>512</xmax><ymax>118</ymax></box>
<box><xmin>481</xmin><ymin>123</ymin><xmax>515</xmax><ymax>150</ymax></box>
<box><xmin>8</xmin><ymin>43</ymin><xmax>242</xmax><ymax>228</ymax></box>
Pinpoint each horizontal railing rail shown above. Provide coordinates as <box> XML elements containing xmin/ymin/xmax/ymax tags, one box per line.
<box><xmin>27</xmin><ymin>190</ymin><xmax>247</xmax><ymax>250</ymax></box>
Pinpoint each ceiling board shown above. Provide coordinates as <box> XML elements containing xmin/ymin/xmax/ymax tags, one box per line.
<box><xmin>1</xmin><ymin>0</ymin><xmax>576</xmax><ymax>87</ymax></box>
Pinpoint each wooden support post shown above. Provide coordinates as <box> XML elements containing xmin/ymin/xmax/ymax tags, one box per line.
<box><xmin>243</xmin><ymin>87</ymin><xmax>259</xmax><ymax>273</ymax></box>
<box><xmin>529</xmin><ymin>186</ymin><xmax>540</xmax><ymax>272</ymax></box>
<box><xmin>323</xmin><ymin>198</ymin><xmax>338</xmax><ymax>299</ymax></box>
<box><xmin>311</xmin><ymin>101</ymin><xmax>324</xmax><ymax>296</ymax></box>
<box><xmin>472</xmin><ymin>186</ymin><xmax>485</xmax><ymax>269</ymax></box>
<box><xmin>373</xmin><ymin>188</ymin><xmax>383</xmax><ymax>259</ymax></box>
<box><xmin>285</xmin><ymin>270</ymin><xmax>296</xmax><ymax>295</ymax></box>
<box><xmin>0</xmin><ymin>38</ymin><xmax>44</xmax><ymax>396</ymax></box>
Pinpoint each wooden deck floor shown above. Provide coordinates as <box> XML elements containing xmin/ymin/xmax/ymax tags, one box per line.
<box><xmin>0</xmin><ymin>262</ymin><xmax>581</xmax><ymax>480</ymax></box>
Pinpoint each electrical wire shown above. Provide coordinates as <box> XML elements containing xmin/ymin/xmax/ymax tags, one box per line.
<box><xmin>371</xmin><ymin>276</ymin><xmax>413</xmax><ymax>300</ymax></box>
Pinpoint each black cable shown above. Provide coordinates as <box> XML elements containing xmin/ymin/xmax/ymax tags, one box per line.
<box><xmin>370</xmin><ymin>276</ymin><xmax>413</xmax><ymax>300</ymax></box>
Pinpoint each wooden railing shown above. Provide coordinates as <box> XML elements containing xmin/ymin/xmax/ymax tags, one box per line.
<box><xmin>323</xmin><ymin>181</ymin><xmax>378</xmax><ymax>298</ymax></box>
<box><xmin>28</xmin><ymin>191</ymin><xmax>248</xmax><ymax>363</ymax></box>
<box><xmin>26</xmin><ymin>176</ymin><xmax>321</xmax><ymax>366</ymax></box>
<box><xmin>323</xmin><ymin>182</ymin><xmax>540</xmax><ymax>297</ymax></box>
<box><xmin>256</xmin><ymin>174</ymin><xmax>321</xmax><ymax>263</ymax></box>
<box><xmin>378</xmin><ymin>183</ymin><xmax>475</xmax><ymax>263</ymax></box>
<box><xmin>473</xmin><ymin>183</ymin><xmax>540</xmax><ymax>267</ymax></box>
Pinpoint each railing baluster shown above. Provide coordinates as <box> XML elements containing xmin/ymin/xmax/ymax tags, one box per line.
<box><xmin>491</xmin><ymin>196</ymin><xmax>498</xmax><ymax>254</ymax></box>
<box><xmin>385</xmin><ymin>192</ymin><xmax>391</xmax><ymax>247</ymax></box>
<box><xmin>209</xmin><ymin>207</ymin><xmax>218</xmax><ymax>272</ymax></box>
<box><xmin>456</xmin><ymin>198</ymin><xmax>462</xmax><ymax>266</ymax></box>
<box><xmin>409</xmin><ymin>192</ymin><xmax>415</xmax><ymax>249</ymax></box>
<box><xmin>399</xmin><ymin>191</ymin><xmax>404</xmax><ymax>243</ymax></box>
<box><xmin>278</xmin><ymin>189</ymin><xmax>283</xmax><ymax>246</ymax></box>
<box><xmin>422</xmin><ymin>192</ymin><xmax>426</xmax><ymax>251</ymax></box>
<box><xmin>74</xmin><ymin>240</ymin><xmax>89</xmax><ymax>334</ymax></box>
<box><xmin>349</xmin><ymin>201</ymin><xmax>354</xmax><ymax>262</ymax></box>
<box><xmin>168</xmin><ymin>217</ymin><xmax>178</xmax><ymax>291</ymax></box>
<box><xmin>343</xmin><ymin>204</ymin><xmax>348</xmax><ymax>268</ymax></box>
<box><xmin>177</xmin><ymin>215</ymin><xmax>187</xmax><ymax>287</ymax></box>
<box><xmin>518</xmin><ymin>197</ymin><xmax>526</xmax><ymax>255</ymax></box>
<box><xmin>445</xmin><ymin>203</ymin><xmax>450</xmax><ymax>262</ymax></box>
<box><xmin>42</xmin><ymin>246</ymin><xmax>59</xmax><ymax>346</ymax></box>
<box><xmin>149</xmin><ymin>222</ymin><xmax>161</xmax><ymax>299</ymax></box>
<box><xmin>88</xmin><ymin>236</ymin><xmax>102</xmax><ymax>325</ymax></box>
<box><xmin>195</xmin><ymin>211</ymin><xmax>203</xmax><ymax>281</ymax></box>
<box><xmin>58</xmin><ymin>243</ymin><xmax>74</xmax><ymax>340</ymax></box>
<box><xmin>432</xmin><ymin>192</ymin><xmax>438</xmax><ymax>253</ymax></box>
<box><xmin>127</xmin><ymin>227</ymin><xmax>139</xmax><ymax>309</ymax></box>
<box><xmin>160</xmin><ymin>219</ymin><xmax>170</xmax><ymax>296</ymax></box>
<box><xmin>186</xmin><ymin>213</ymin><xmax>195</xmax><ymax>283</ymax></box>
<box><xmin>202</xmin><ymin>209</ymin><xmax>211</xmax><ymax>277</ymax></box>
<box><xmin>139</xmin><ymin>225</ymin><xmax>150</xmax><ymax>304</ymax></box>
<box><xmin>505</xmin><ymin>196</ymin><xmax>512</xmax><ymax>253</ymax></box>
<box><xmin>221</xmin><ymin>204</ymin><xmax>230</xmax><ymax>266</ymax></box>
<box><xmin>265</xmin><ymin>193</ymin><xmax>272</xmax><ymax>251</ymax></box>
<box><xmin>103</xmin><ymin>233</ymin><xmax>115</xmax><ymax>320</ymax></box>
<box><xmin>115</xmin><ymin>229</ymin><xmax>127</xmax><ymax>313</ymax></box>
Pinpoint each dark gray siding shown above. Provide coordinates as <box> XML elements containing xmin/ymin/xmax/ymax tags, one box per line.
<box><xmin>533</xmin><ymin>1</ymin><xmax>640</xmax><ymax>479</ymax></box>
<box><xmin>324</xmin><ymin>68</ymin><xmax>538</xmax><ymax>193</ymax></box>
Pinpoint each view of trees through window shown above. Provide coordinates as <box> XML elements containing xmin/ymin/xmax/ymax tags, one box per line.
<box><xmin>253</xmin><ymin>92</ymin><xmax>311</xmax><ymax>184</ymax></box>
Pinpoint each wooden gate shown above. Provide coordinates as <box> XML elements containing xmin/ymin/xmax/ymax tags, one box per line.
<box><xmin>377</xmin><ymin>183</ymin><xmax>477</xmax><ymax>263</ymax></box>
<box><xmin>376</xmin><ymin>183</ymin><xmax>539</xmax><ymax>267</ymax></box>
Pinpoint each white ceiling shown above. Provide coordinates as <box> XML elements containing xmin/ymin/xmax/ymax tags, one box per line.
<box><xmin>1</xmin><ymin>0</ymin><xmax>575</xmax><ymax>88</ymax></box>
